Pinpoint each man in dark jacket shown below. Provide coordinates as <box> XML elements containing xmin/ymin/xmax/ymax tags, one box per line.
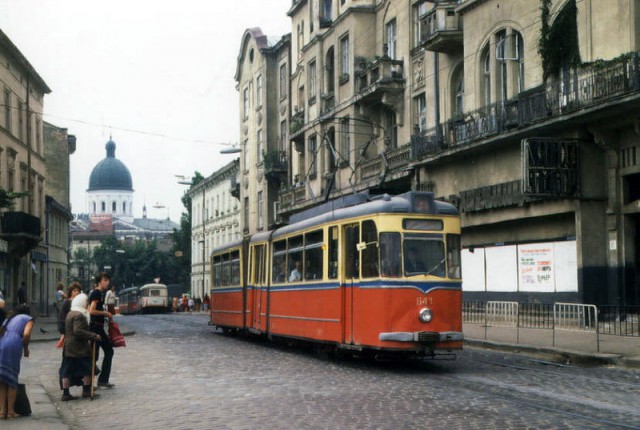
<box><xmin>88</xmin><ymin>273</ymin><xmax>115</xmax><ymax>389</ymax></box>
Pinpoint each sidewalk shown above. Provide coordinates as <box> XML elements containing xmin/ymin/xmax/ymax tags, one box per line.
<box><xmin>2</xmin><ymin>315</ymin><xmax>135</xmax><ymax>429</ymax></box>
<box><xmin>4</xmin><ymin>315</ymin><xmax>639</xmax><ymax>428</ymax></box>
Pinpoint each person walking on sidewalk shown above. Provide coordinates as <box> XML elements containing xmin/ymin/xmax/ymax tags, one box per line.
<box><xmin>88</xmin><ymin>273</ymin><xmax>115</xmax><ymax>389</ymax></box>
<box><xmin>61</xmin><ymin>293</ymin><xmax>102</xmax><ymax>401</ymax></box>
<box><xmin>0</xmin><ymin>304</ymin><xmax>34</xmax><ymax>418</ymax></box>
<box><xmin>105</xmin><ymin>286</ymin><xmax>117</xmax><ymax>315</ymax></box>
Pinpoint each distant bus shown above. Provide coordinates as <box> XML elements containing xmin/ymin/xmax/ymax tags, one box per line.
<box><xmin>139</xmin><ymin>283</ymin><xmax>168</xmax><ymax>314</ymax></box>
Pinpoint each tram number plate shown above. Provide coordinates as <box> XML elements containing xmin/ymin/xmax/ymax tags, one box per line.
<box><xmin>416</xmin><ymin>296</ymin><xmax>433</xmax><ymax>306</ymax></box>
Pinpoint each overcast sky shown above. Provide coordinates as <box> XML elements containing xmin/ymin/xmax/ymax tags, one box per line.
<box><xmin>0</xmin><ymin>0</ymin><xmax>292</xmax><ymax>222</ymax></box>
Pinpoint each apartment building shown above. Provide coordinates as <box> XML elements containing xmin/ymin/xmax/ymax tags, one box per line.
<box><xmin>273</xmin><ymin>0</ymin><xmax>640</xmax><ymax>306</ymax></box>
<box><xmin>187</xmin><ymin>159</ymin><xmax>241</xmax><ymax>299</ymax></box>
<box><xmin>0</xmin><ymin>29</ymin><xmax>50</xmax><ymax>306</ymax></box>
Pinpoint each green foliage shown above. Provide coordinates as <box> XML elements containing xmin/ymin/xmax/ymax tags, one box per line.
<box><xmin>0</xmin><ymin>187</ymin><xmax>30</xmax><ymax>209</ymax></box>
<box><xmin>539</xmin><ymin>0</ymin><xmax>581</xmax><ymax>79</ymax></box>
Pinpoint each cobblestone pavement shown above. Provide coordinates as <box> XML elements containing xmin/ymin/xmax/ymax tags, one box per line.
<box><xmin>17</xmin><ymin>313</ymin><xmax>640</xmax><ymax>429</ymax></box>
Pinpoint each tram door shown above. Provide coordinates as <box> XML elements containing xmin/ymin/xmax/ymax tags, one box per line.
<box><xmin>342</xmin><ymin>223</ymin><xmax>359</xmax><ymax>344</ymax></box>
<box><xmin>250</xmin><ymin>244</ymin><xmax>267</xmax><ymax>332</ymax></box>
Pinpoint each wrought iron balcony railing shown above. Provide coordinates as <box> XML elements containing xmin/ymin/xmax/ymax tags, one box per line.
<box><xmin>0</xmin><ymin>211</ymin><xmax>41</xmax><ymax>239</ymax></box>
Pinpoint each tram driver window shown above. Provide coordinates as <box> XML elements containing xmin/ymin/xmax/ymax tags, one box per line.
<box><xmin>403</xmin><ymin>235</ymin><xmax>446</xmax><ymax>277</ymax></box>
<box><xmin>361</xmin><ymin>220</ymin><xmax>379</xmax><ymax>278</ymax></box>
<box><xmin>379</xmin><ymin>232</ymin><xmax>401</xmax><ymax>277</ymax></box>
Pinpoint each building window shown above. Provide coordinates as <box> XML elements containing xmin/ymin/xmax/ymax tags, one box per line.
<box><xmin>322</xmin><ymin>0</ymin><xmax>333</xmax><ymax>22</ymax></box>
<box><xmin>256</xmin><ymin>75</ymin><xmax>263</xmax><ymax>108</ymax></box>
<box><xmin>340</xmin><ymin>117</ymin><xmax>350</xmax><ymax>165</ymax></box>
<box><xmin>308</xmin><ymin>135</ymin><xmax>317</xmax><ymax>176</ymax></box>
<box><xmin>340</xmin><ymin>35</ymin><xmax>349</xmax><ymax>77</ymax></box>
<box><xmin>123</xmin><ymin>202</ymin><xmax>126</xmax><ymax>213</ymax></box>
<box><xmin>279</xmin><ymin>64</ymin><xmax>287</xmax><ymax>99</ymax></box>
<box><xmin>4</xmin><ymin>89</ymin><xmax>11</xmax><ymax>133</ymax></box>
<box><xmin>415</xmin><ymin>93</ymin><xmax>427</xmax><ymax>131</ymax></box>
<box><xmin>325</xmin><ymin>47</ymin><xmax>335</xmax><ymax>94</ymax></box>
<box><xmin>308</xmin><ymin>60</ymin><xmax>317</xmax><ymax>102</ymax></box>
<box><xmin>452</xmin><ymin>65</ymin><xmax>464</xmax><ymax>116</ymax></box>
<box><xmin>280</xmin><ymin>120</ymin><xmax>287</xmax><ymax>152</ymax></box>
<box><xmin>414</xmin><ymin>0</ymin><xmax>428</xmax><ymax>46</ymax></box>
<box><xmin>386</xmin><ymin>20</ymin><xmax>397</xmax><ymax>59</ymax></box>
<box><xmin>481</xmin><ymin>43</ymin><xmax>491</xmax><ymax>106</ymax></box>
<box><xmin>257</xmin><ymin>129</ymin><xmax>263</xmax><ymax>163</ymax></box>
<box><xmin>257</xmin><ymin>191</ymin><xmax>264</xmax><ymax>229</ymax></box>
<box><xmin>18</xmin><ymin>102</ymin><xmax>24</xmax><ymax>141</ymax></box>
<box><xmin>243</xmin><ymin>87</ymin><xmax>249</xmax><ymax>119</ymax></box>
<box><xmin>384</xmin><ymin>109</ymin><xmax>397</xmax><ymax>149</ymax></box>
<box><xmin>243</xmin><ymin>138</ymin><xmax>249</xmax><ymax>171</ymax></box>
<box><xmin>101</xmin><ymin>201</ymin><xmax>106</xmax><ymax>212</ymax></box>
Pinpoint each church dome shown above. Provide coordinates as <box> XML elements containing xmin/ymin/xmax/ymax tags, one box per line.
<box><xmin>88</xmin><ymin>139</ymin><xmax>133</xmax><ymax>191</ymax></box>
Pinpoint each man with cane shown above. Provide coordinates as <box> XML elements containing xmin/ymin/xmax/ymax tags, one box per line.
<box><xmin>88</xmin><ymin>273</ymin><xmax>115</xmax><ymax>389</ymax></box>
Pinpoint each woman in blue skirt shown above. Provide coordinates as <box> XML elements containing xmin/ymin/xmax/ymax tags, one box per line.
<box><xmin>0</xmin><ymin>305</ymin><xmax>34</xmax><ymax>419</ymax></box>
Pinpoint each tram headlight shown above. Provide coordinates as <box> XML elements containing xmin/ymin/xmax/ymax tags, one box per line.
<box><xmin>419</xmin><ymin>307</ymin><xmax>433</xmax><ymax>323</ymax></box>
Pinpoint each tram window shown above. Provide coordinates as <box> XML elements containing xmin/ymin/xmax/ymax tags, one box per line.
<box><xmin>361</xmin><ymin>220</ymin><xmax>379</xmax><ymax>278</ymax></box>
<box><xmin>304</xmin><ymin>230</ymin><xmax>323</xmax><ymax>280</ymax></box>
<box><xmin>221</xmin><ymin>253</ymin><xmax>230</xmax><ymax>286</ymax></box>
<box><xmin>213</xmin><ymin>255</ymin><xmax>221</xmax><ymax>287</ymax></box>
<box><xmin>344</xmin><ymin>225</ymin><xmax>359</xmax><ymax>279</ymax></box>
<box><xmin>403</xmin><ymin>235</ymin><xmax>446</xmax><ymax>277</ymax></box>
<box><xmin>254</xmin><ymin>245</ymin><xmax>265</xmax><ymax>284</ymax></box>
<box><xmin>328</xmin><ymin>227</ymin><xmax>338</xmax><ymax>279</ymax></box>
<box><xmin>447</xmin><ymin>234</ymin><xmax>462</xmax><ymax>279</ymax></box>
<box><xmin>413</xmin><ymin>194</ymin><xmax>434</xmax><ymax>213</ymax></box>
<box><xmin>380</xmin><ymin>232</ymin><xmax>401</xmax><ymax>277</ymax></box>
<box><xmin>288</xmin><ymin>235</ymin><xmax>304</xmax><ymax>282</ymax></box>
<box><xmin>272</xmin><ymin>240</ymin><xmax>287</xmax><ymax>283</ymax></box>
<box><xmin>231</xmin><ymin>250</ymin><xmax>241</xmax><ymax>285</ymax></box>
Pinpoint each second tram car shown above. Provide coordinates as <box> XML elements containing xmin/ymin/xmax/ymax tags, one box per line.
<box><xmin>117</xmin><ymin>287</ymin><xmax>140</xmax><ymax>315</ymax></box>
<box><xmin>138</xmin><ymin>283</ymin><xmax>169</xmax><ymax>314</ymax></box>
<box><xmin>209</xmin><ymin>192</ymin><xmax>463</xmax><ymax>358</ymax></box>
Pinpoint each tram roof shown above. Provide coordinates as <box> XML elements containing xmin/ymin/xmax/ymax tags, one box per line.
<box><xmin>269</xmin><ymin>191</ymin><xmax>457</xmax><ymax>241</ymax></box>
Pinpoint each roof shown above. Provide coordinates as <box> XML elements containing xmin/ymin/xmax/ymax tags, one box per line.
<box><xmin>88</xmin><ymin>140</ymin><xmax>133</xmax><ymax>191</ymax></box>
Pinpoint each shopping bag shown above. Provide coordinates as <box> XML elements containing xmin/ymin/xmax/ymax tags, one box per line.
<box><xmin>108</xmin><ymin>320</ymin><xmax>126</xmax><ymax>347</ymax></box>
<box><xmin>15</xmin><ymin>383</ymin><xmax>32</xmax><ymax>416</ymax></box>
<box><xmin>56</xmin><ymin>334</ymin><xmax>64</xmax><ymax>348</ymax></box>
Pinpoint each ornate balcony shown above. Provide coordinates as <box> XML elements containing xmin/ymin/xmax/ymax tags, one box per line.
<box><xmin>418</xmin><ymin>2</ymin><xmax>463</xmax><ymax>54</ymax></box>
<box><xmin>354</xmin><ymin>56</ymin><xmax>405</xmax><ymax>106</ymax></box>
<box><xmin>290</xmin><ymin>109</ymin><xmax>305</xmax><ymax>143</ymax></box>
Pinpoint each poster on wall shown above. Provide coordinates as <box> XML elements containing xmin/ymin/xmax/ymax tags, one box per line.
<box><xmin>518</xmin><ymin>243</ymin><xmax>554</xmax><ymax>292</ymax></box>
<box><xmin>485</xmin><ymin>245</ymin><xmax>518</xmax><ymax>292</ymax></box>
<box><xmin>461</xmin><ymin>248</ymin><xmax>486</xmax><ymax>291</ymax></box>
<box><xmin>554</xmin><ymin>240</ymin><xmax>578</xmax><ymax>292</ymax></box>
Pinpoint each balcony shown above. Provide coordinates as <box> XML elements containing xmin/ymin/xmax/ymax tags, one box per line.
<box><xmin>263</xmin><ymin>150</ymin><xmax>288</xmax><ymax>184</ymax></box>
<box><xmin>0</xmin><ymin>211</ymin><xmax>41</xmax><ymax>257</ymax></box>
<box><xmin>290</xmin><ymin>109</ymin><xmax>305</xmax><ymax>143</ymax></box>
<box><xmin>355</xmin><ymin>56</ymin><xmax>405</xmax><ymax>106</ymax></box>
<box><xmin>418</xmin><ymin>3</ymin><xmax>463</xmax><ymax>54</ymax></box>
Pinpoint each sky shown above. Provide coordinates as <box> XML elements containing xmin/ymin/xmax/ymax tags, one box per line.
<box><xmin>0</xmin><ymin>0</ymin><xmax>292</xmax><ymax>222</ymax></box>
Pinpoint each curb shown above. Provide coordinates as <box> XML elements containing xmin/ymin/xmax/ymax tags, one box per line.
<box><xmin>464</xmin><ymin>338</ymin><xmax>623</xmax><ymax>367</ymax></box>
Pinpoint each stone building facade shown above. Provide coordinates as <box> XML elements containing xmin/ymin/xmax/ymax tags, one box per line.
<box><xmin>0</xmin><ymin>29</ymin><xmax>50</xmax><ymax>307</ymax></box>
<box><xmin>239</xmin><ymin>0</ymin><xmax>640</xmax><ymax>306</ymax></box>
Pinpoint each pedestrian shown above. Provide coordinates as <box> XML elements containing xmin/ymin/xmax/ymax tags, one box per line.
<box><xmin>54</xmin><ymin>282</ymin><xmax>65</xmax><ymax>314</ymax></box>
<box><xmin>203</xmin><ymin>294</ymin><xmax>210</xmax><ymax>312</ymax></box>
<box><xmin>195</xmin><ymin>297</ymin><xmax>202</xmax><ymax>312</ymax></box>
<box><xmin>61</xmin><ymin>293</ymin><xmax>102</xmax><ymax>401</ymax></box>
<box><xmin>17</xmin><ymin>282</ymin><xmax>27</xmax><ymax>306</ymax></box>
<box><xmin>172</xmin><ymin>296</ymin><xmax>178</xmax><ymax>312</ymax></box>
<box><xmin>181</xmin><ymin>296</ymin><xmax>188</xmax><ymax>312</ymax></box>
<box><xmin>58</xmin><ymin>283</ymin><xmax>82</xmax><ymax>335</ymax></box>
<box><xmin>105</xmin><ymin>286</ymin><xmax>117</xmax><ymax>315</ymax></box>
<box><xmin>188</xmin><ymin>297</ymin><xmax>195</xmax><ymax>313</ymax></box>
<box><xmin>88</xmin><ymin>272</ymin><xmax>115</xmax><ymax>389</ymax></box>
<box><xmin>0</xmin><ymin>304</ymin><xmax>34</xmax><ymax>419</ymax></box>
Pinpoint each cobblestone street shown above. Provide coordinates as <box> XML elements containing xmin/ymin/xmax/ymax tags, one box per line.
<box><xmin>17</xmin><ymin>313</ymin><xmax>640</xmax><ymax>429</ymax></box>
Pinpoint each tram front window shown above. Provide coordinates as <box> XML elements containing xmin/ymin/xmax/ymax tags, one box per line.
<box><xmin>403</xmin><ymin>236</ymin><xmax>446</xmax><ymax>277</ymax></box>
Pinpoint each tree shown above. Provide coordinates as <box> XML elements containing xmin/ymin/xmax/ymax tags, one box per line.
<box><xmin>0</xmin><ymin>187</ymin><xmax>29</xmax><ymax>209</ymax></box>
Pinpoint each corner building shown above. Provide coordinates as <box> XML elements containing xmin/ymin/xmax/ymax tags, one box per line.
<box><xmin>273</xmin><ymin>0</ymin><xmax>640</xmax><ymax>306</ymax></box>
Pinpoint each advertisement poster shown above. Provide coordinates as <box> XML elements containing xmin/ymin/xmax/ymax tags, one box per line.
<box><xmin>518</xmin><ymin>243</ymin><xmax>554</xmax><ymax>292</ymax></box>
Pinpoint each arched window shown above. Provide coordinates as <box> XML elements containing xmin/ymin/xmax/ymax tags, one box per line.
<box><xmin>123</xmin><ymin>202</ymin><xmax>126</xmax><ymax>213</ymax></box>
<box><xmin>480</xmin><ymin>44</ymin><xmax>491</xmax><ymax>106</ymax></box>
<box><xmin>516</xmin><ymin>32</ymin><xmax>525</xmax><ymax>93</ymax></box>
<box><xmin>93</xmin><ymin>202</ymin><xmax>96</xmax><ymax>213</ymax></box>
<box><xmin>112</xmin><ymin>201</ymin><xmax>116</xmax><ymax>212</ymax></box>
<box><xmin>101</xmin><ymin>201</ymin><xmax>105</xmax><ymax>212</ymax></box>
<box><xmin>325</xmin><ymin>47</ymin><xmax>335</xmax><ymax>94</ymax></box>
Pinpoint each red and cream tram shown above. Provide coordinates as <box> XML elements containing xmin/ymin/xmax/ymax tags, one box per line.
<box><xmin>209</xmin><ymin>192</ymin><xmax>463</xmax><ymax>358</ymax></box>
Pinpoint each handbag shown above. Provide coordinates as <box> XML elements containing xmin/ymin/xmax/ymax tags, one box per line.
<box><xmin>14</xmin><ymin>383</ymin><xmax>32</xmax><ymax>416</ymax></box>
<box><xmin>56</xmin><ymin>334</ymin><xmax>64</xmax><ymax>348</ymax></box>
<box><xmin>108</xmin><ymin>320</ymin><xmax>126</xmax><ymax>347</ymax></box>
